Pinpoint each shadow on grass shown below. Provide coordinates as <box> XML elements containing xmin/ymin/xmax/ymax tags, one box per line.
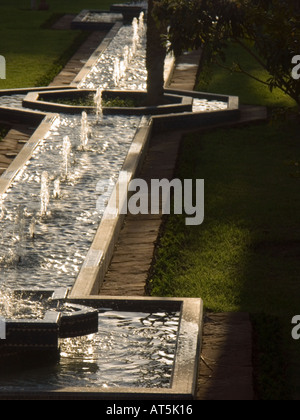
<box><xmin>149</xmin><ymin>119</ymin><xmax>300</xmax><ymax>399</ymax></box>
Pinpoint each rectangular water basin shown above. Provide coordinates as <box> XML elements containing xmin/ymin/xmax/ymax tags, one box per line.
<box><xmin>0</xmin><ymin>296</ymin><xmax>203</xmax><ymax>400</ymax></box>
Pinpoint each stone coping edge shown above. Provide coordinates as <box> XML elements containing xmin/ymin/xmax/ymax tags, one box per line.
<box><xmin>151</xmin><ymin>108</ymin><xmax>241</xmax><ymax>135</ymax></box>
<box><xmin>0</xmin><ymin>108</ymin><xmax>58</xmax><ymax>196</ymax></box>
<box><xmin>71</xmin><ymin>10</ymin><xmax>123</xmax><ymax>31</ymax></box>
<box><xmin>149</xmin><ymin>88</ymin><xmax>240</xmax><ymax>133</ymax></box>
<box><xmin>165</xmin><ymin>87</ymin><xmax>240</xmax><ymax>109</ymax></box>
<box><xmin>0</xmin><ymin>86</ymin><xmax>74</xmax><ymax>96</ymax></box>
<box><xmin>71</xmin><ymin>22</ymin><xmax>123</xmax><ymax>88</ymax></box>
<box><xmin>23</xmin><ymin>89</ymin><xmax>193</xmax><ymax>116</ymax></box>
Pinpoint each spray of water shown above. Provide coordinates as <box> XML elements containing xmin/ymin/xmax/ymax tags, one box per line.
<box><xmin>53</xmin><ymin>178</ymin><xmax>61</xmax><ymax>199</ymax></box>
<box><xmin>15</xmin><ymin>205</ymin><xmax>26</xmax><ymax>261</ymax></box>
<box><xmin>62</xmin><ymin>136</ymin><xmax>72</xmax><ymax>177</ymax></box>
<box><xmin>111</xmin><ymin>14</ymin><xmax>144</xmax><ymax>88</ymax></box>
<box><xmin>119</xmin><ymin>60</ymin><xmax>126</xmax><ymax>79</ymax></box>
<box><xmin>0</xmin><ymin>287</ymin><xmax>47</xmax><ymax>320</ymax></box>
<box><xmin>94</xmin><ymin>88</ymin><xmax>103</xmax><ymax>122</ymax></box>
<box><xmin>123</xmin><ymin>45</ymin><xmax>129</xmax><ymax>68</ymax></box>
<box><xmin>113</xmin><ymin>57</ymin><xmax>121</xmax><ymax>87</ymax></box>
<box><xmin>0</xmin><ymin>194</ymin><xmax>4</xmax><ymax>220</ymax></box>
<box><xmin>40</xmin><ymin>171</ymin><xmax>50</xmax><ymax>217</ymax></box>
<box><xmin>29</xmin><ymin>217</ymin><xmax>36</xmax><ymax>240</ymax></box>
<box><xmin>138</xmin><ymin>12</ymin><xmax>144</xmax><ymax>35</ymax></box>
<box><xmin>132</xmin><ymin>17</ymin><xmax>139</xmax><ymax>56</ymax></box>
<box><xmin>80</xmin><ymin>112</ymin><xmax>89</xmax><ymax>150</ymax></box>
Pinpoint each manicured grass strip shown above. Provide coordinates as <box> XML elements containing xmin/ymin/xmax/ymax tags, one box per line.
<box><xmin>34</xmin><ymin>30</ymin><xmax>91</xmax><ymax>87</ymax></box>
<box><xmin>150</xmin><ymin>121</ymin><xmax>300</xmax><ymax>315</ymax></box>
<box><xmin>149</xmin><ymin>120</ymin><xmax>300</xmax><ymax>398</ymax></box>
<box><xmin>0</xmin><ymin>1</ymin><xmax>126</xmax><ymax>89</ymax></box>
<box><xmin>0</xmin><ymin>21</ymin><xmax>89</xmax><ymax>88</ymax></box>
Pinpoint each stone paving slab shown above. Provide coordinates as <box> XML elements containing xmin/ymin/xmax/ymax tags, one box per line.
<box><xmin>49</xmin><ymin>29</ymin><xmax>108</xmax><ymax>86</ymax></box>
<box><xmin>0</xmin><ymin>124</ymin><xmax>36</xmax><ymax>176</ymax></box>
<box><xmin>100</xmin><ymin>130</ymin><xmax>183</xmax><ymax>297</ymax></box>
<box><xmin>51</xmin><ymin>14</ymin><xmax>75</xmax><ymax>30</ymax></box>
<box><xmin>169</xmin><ymin>49</ymin><xmax>202</xmax><ymax>91</ymax></box>
<box><xmin>197</xmin><ymin>313</ymin><xmax>254</xmax><ymax>400</ymax></box>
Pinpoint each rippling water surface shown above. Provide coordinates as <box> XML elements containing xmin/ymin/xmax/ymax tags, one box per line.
<box><xmin>0</xmin><ymin>114</ymin><xmax>140</xmax><ymax>290</ymax></box>
<box><xmin>0</xmin><ymin>311</ymin><xmax>180</xmax><ymax>389</ymax></box>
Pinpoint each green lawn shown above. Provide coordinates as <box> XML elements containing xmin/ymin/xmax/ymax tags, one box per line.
<box><xmin>0</xmin><ymin>0</ymin><xmax>125</xmax><ymax>89</ymax></box>
<box><xmin>149</xmin><ymin>34</ymin><xmax>300</xmax><ymax>399</ymax></box>
<box><xmin>150</xmin><ymin>122</ymin><xmax>300</xmax><ymax>314</ymax></box>
<box><xmin>149</xmin><ymin>120</ymin><xmax>300</xmax><ymax>399</ymax></box>
<box><xmin>197</xmin><ymin>42</ymin><xmax>297</xmax><ymax>109</ymax></box>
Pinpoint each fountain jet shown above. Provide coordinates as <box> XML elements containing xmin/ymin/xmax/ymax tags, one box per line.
<box><xmin>40</xmin><ymin>171</ymin><xmax>50</xmax><ymax>218</ymax></box>
<box><xmin>0</xmin><ymin>194</ymin><xmax>4</xmax><ymax>220</ymax></box>
<box><xmin>29</xmin><ymin>217</ymin><xmax>36</xmax><ymax>240</ymax></box>
<box><xmin>62</xmin><ymin>136</ymin><xmax>72</xmax><ymax>178</ymax></box>
<box><xmin>53</xmin><ymin>178</ymin><xmax>61</xmax><ymax>199</ymax></box>
<box><xmin>80</xmin><ymin>112</ymin><xmax>89</xmax><ymax>150</ymax></box>
<box><xmin>94</xmin><ymin>88</ymin><xmax>103</xmax><ymax>122</ymax></box>
<box><xmin>132</xmin><ymin>17</ymin><xmax>139</xmax><ymax>56</ymax></box>
<box><xmin>138</xmin><ymin>12</ymin><xmax>144</xmax><ymax>35</ymax></box>
<box><xmin>15</xmin><ymin>206</ymin><xmax>27</xmax><ymax>262</ymax></box>
<box><xmin>113</xmin><ymin>57</ymin><xmax>121</xmax><ymax>87</ymax></box>
<box><xmin>123</xmin><ymin>45</ymin><xmax>129</xmax><ymax>68</ymax></box>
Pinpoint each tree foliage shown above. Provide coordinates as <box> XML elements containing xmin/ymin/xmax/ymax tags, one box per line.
<box><xmin>154</xmin><ymin>0</ymin><xmax>300</xmax><ymax>106</ymax></box>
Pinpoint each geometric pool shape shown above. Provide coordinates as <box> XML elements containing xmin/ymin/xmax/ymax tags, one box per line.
<box><xmin>0</xmin><ymin>296</ymin><xmax>203</xmax><ymax>400</ymax></box>
<box><xmin>23</xmin><ymin>89</ymin><xmax>194</xmax><ymax>116</ymax></box>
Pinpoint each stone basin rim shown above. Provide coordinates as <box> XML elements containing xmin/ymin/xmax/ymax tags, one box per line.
<box><xmin>22</xmin><ymin>88</ymin><xmax>194</xmax><ymax>116</ymax></box>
